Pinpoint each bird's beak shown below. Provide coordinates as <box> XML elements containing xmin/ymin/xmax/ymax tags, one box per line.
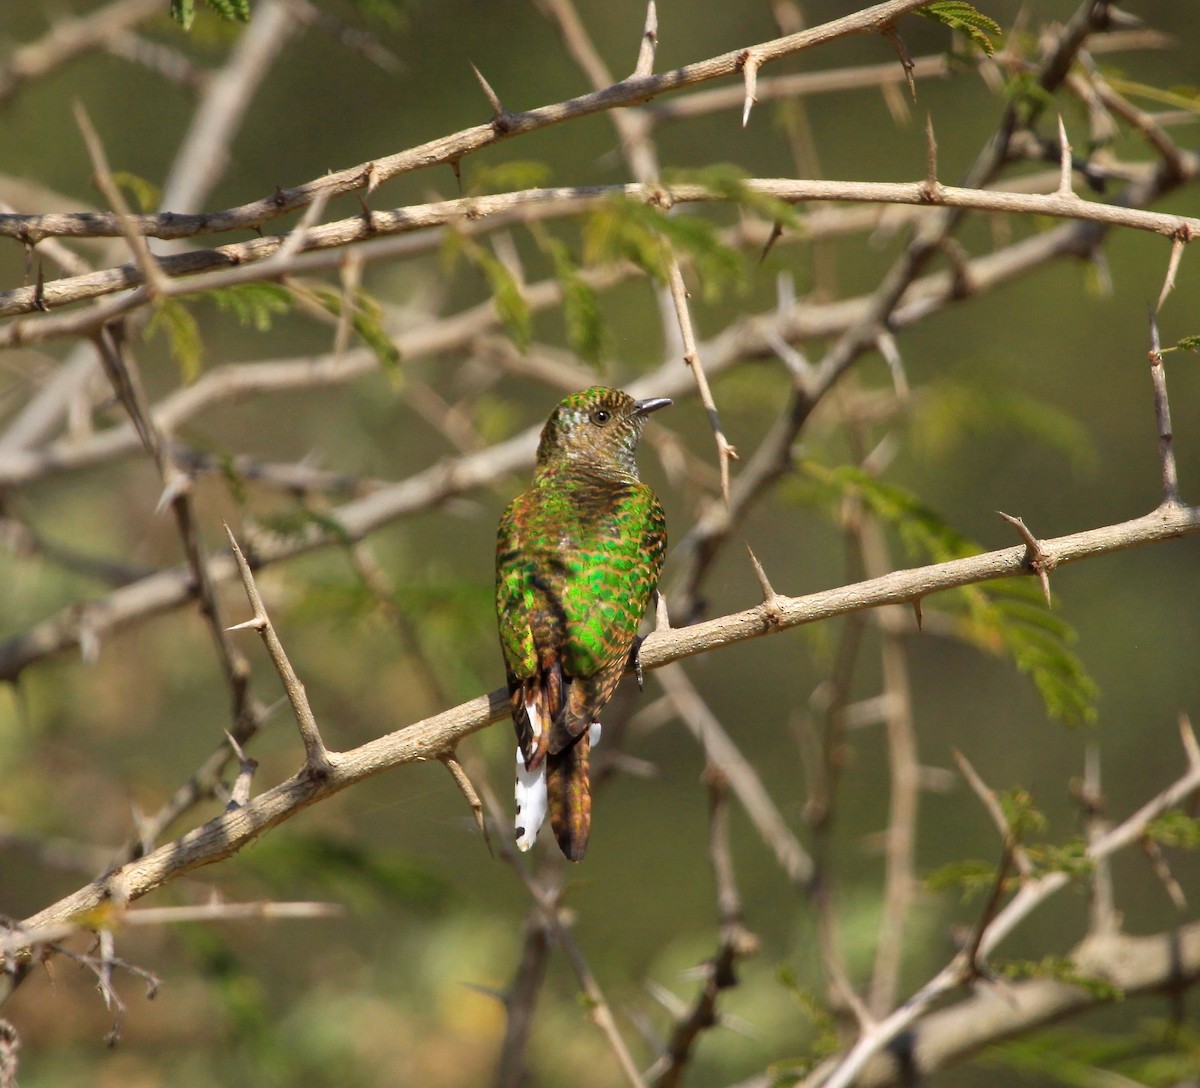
<box><xmin>634</xmin><ymin>397</ymin><xmax>672</xmax><ymax>416</ymax></box>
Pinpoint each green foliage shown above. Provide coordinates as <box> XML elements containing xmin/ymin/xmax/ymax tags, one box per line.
<box><xmin>349</xmin><ymin>0</ymin><xmax>409</xmax><ymax>30</ymax></box>
<box><xmin>912</xmin><ymin>379</ymin><xmax>1097</xmax><ymax>475</ymax></box>
<box><xmin>926</xmin><ymin>797</ymin><xmax>1089</xmax><ymax>899</ymax></box>
<box><xmin>298</xmin><ymin>283</ymin><xmax>402</xmax><ymax>377</ymax></box>
<box><xmin>1025</xmin><ymin>839</ymin><xmax>1093</xmax><ymax>877</ymax></box>
<box><xmin>1102</xmin><ymin>77</ymin><xmax>1200</xmax><ymax>115</ymax></box>
<box><xmin>443</xmin><ymin>232</ymin><xmax>533</xmax><ymax>350</ymax></box>
<box><xmin>798</xmin><ymin>462</ymin><xmax>1098</xmax><ymax>724</ymax></box>
<box><xmin>1146</xmin><ymin>810</ymin><xmax>1200</xmax><ymax>848</ymax></box>
<box><xmin>990</xmin><ymin>1021</ymin><xmax>1200</xmax><ymax>1087</ymax></box>
<box><xmin>170</xmin><ymin>0</ymin><xmax>250</xmax><ymax>29</ymax></box>
<box><xmin>539</xmin><ymin>233</ymin><xmax>607</xmax><ymax>368</ymax></box>
<box><xmin>663</xmin><ymin>164</ymin><xmax>803</xmax><ymax>233</ymax></box>
<box><xmin>997</xmin><ymin>956</ymin><xmax>1123</xmax><ymax>1001</ymax></box>
<box><xmin>1162</xmin><ymin>334</ymin><xmax>1200</xmax><ymax>354</ymax></box>
<box><xmin>252</xmin><ymin>505</ymin><xmax>353</xmax><ymax>545</ymax></box>
<box><xmin>924</xmin><ymin>857</ymin><xmax>1000</xmax><ymax>899</ymax></box>
<box><xmin>472</xmin><ymin>247</ymin><xmax>533</xmax><ymax>349</ymax></box>
<box><xmin>918</xmin><ymin>2</ymin><xmax>1002</xmax><ymax>55</ymax></box>
<box><xmin>245</xmin><ymin>833</ymin><xmax>453</xmax><ymax>914</ymax></box>
<box><xmin>197</xmin><ymin>282</ymin><xmax>293</xmax><ymax>332</ymax></box>
<box><xmin>146</xmin><ymin>297</ymin><xmax>203</xmax><ymax>382</ymax></box>
<box><xmin>999</xmin><ymin>787</ymin><xmax>1046</xmax><ymax>839</ymax></box>
<box><xmin>584</xmin><ymin>194</ymin><xmax>743</xmax><ymax>299</ymax></box>
<box><xmin>775</xmin><ymin>965</ymin><xmax>839</xmax><ymax>1067</ymax></box>
<box><xmin>467</xmin><ymin>160</ymin><xmax>553</xmax><ymax>195</ymax></box>
<box><xmin>110</xmin><ymin>171</ymin><xmax>162</xmax><ymax>213</ymax></box>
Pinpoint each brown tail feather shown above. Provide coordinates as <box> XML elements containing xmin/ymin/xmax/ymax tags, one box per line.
<box><xmin>546</xmin><ymin>732</ymin><xmax>591</xmax><ymax>861</ymax></box>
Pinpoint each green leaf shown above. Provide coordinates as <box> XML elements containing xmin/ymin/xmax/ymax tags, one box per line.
<box><xmin>999</xmin><ymin>787</ymin><xmax>1047</xmax><ymax>839</ymax></box>
<box><xmin>540</xmin><ymin>235</ymin><xmax>607</xmax><ymax>368</ymax></box>
<box><xmin>252</xmin><ymin>506</ymin><xmax>352</xmax><ymax>546</ymax></box>
<box><xmin>584</xmin><ymin>195</ymin><xmax>743</xmax><ymax>298</ymax></box>
<box><xmin>467</xmin><ymin>160</ymin><xmax>552</xmax><ymax>195</ymax></box>
<box><xmin>798</xmin><ymin>462</ymin><xmax>1099</xmax><ymax>724</ymax></box>
<box><xmin>111</xmin><ymin>171</ymin><xmax>162</xmax><ymax>213</ymax></box>
<box><xmin>170</xmin><ymin>0</ymin><xmax>195</xmax><ymax>29</ymax></box>
<box><xmin>349</xmin><ymin>0</ymin><xmax>409</xmax><ymax>30</ymax></box>
<box><xmin>663</xmin><ymin>164</ymin><xmax>803</xmax><ymax>233</ymax></box>
<box><xmin>472</xmin><ymin>248</ymin><xmax>532</xmax><ymax>350</ymax></box>
<box><xmin>997</xmin><ymin>956</ymin><xmax>1123</xmax><ymax>1001</ymax></box>
<box><xmin>912</xmin><ymin>379</ymin><xmax>1097</xmax><ymax>475</ymax></box>
<box><xmin>1103</xmin><ymin>77</ymin><xmax>1200</xmax><ymax>115</ymax></box>
<box><xmin>246</xmin><ymin>833</ymin><xmax>452</xmax><ymax>914</ymax></box>
<box><xmin>205</xmin><ymin>0</ymin><xmax>251</xmax><ymax>22</ymax></box>
<box><xmin>192</xmin><ymin>283</ymin><xmax>292</xmax><ymax>332</ymax></box>
<box><xmin>775</xmin><ymin>967</ymin><xmax>839</xmax><ymax>1061</ymax></box>
<box><xmin>299</xmin><ymin>283</ymin><xmax>402</xmax><ymax>377</ymax></box>
<box><xmin>918</xmin><ymin>2</ymin><xmax>1002</xmax><ymax>55</ymax></box>
<box><xmin>924</xmin><ymin>858</ymin><xmax>1000</xmax><ymax>900</ymax></box>
<box><xmin>1164</xmin><ymin>334</ymin><xmax>1200</xmax><ymax>354</ymax></box>
<box><xmin>1026</xmin><ymin>840</ymin><xmax>1093</xmax><ymax>877</ymax></box>
<box><xmin>147</xmin><ymin>297</ymin><xmax>203</xmax><ymax>382</ymax></box>
<box><xmin>1146</xmin><ymin>810</ymin><xmax>1200</xmax><ymax>849</ymax></box>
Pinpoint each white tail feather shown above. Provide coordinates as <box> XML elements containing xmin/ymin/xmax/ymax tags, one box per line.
<box><xmin>515</xmin><ymin>747</ymin><xmax>547</xmax><ymax>851</ymax></box>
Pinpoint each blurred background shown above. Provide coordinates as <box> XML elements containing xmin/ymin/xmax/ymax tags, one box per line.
<box><xmin>0</xmin><ymin>1</ymin><xmax>1198</xmax><ymax>1085</ymax></box>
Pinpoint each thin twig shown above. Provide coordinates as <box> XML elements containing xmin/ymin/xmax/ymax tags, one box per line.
<box><xmin>1147</xmin><ymin>310</ymin><xmax>1181</xmax><ymax>506</ymax></box>
<box><xmin>666</xmin><ymin>257</ymin><xmax>738</xmax><ymax>506</ymax></box>
<box><xmin>224</xmin><ymin>526</ymin><xmax>333</xmax><ymax>775</ymax></box>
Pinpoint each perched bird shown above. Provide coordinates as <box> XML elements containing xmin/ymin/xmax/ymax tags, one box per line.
<box><xmin>495</xmin><ymin>386</ymin><xmax>669</xmax><ymax>860</ymax></box>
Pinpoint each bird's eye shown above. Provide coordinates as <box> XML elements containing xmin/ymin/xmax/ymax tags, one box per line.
<box><xmin>591</xmin><ymin>409</ymin><xmax>611</xmax><ymax>425</ymax></box>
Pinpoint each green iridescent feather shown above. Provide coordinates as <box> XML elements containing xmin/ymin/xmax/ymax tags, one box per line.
<box><xmin>495</xmin><ymin>386</ymin><xmax>668</xmax><ymax>860</ymax></box>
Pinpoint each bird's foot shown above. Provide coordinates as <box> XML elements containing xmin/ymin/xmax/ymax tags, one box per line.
<box><xmin>629</xmin><ymin>635</ymin><xmax>645</xmax><ymax>690</ymax></box>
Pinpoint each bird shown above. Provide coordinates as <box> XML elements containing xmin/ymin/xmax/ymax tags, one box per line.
<box><xmin>495</xmin><ymin>386</ymin><xmax>669</xmax><ymax>860</ymax></box>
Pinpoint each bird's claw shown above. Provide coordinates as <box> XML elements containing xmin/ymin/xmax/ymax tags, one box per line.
<box><xmin>630</xmin><ymin>635</ymin><xmax>645</xmax><ymax>691</ymax></box>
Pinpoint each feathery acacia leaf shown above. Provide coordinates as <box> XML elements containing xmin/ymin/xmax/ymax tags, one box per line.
<box><xmin>918</xmin><ymin>2</ymin><xmax>1001</xmax><ymax>55</ymax></box>
<box><xmin>147</xmin><ymin>298</ymin><xmax>203</xmax><ymax>383</ymax></box>
<box><xmin>1146</xmin><ymin>811</ymin><xmax>1200</xmax><ymax>848</ymax></box>
<box><xmin>539</xmin><ymin>235</ymin><xmax>607</xmax><ymax>368</ymax></box>
<box><xmin>584</xmin><ymin>195</ymin><xmax>743</xmax><ymax>298</ymax></box>
<box><xmin>194</xmin><ymin>283</ymin><xmax>292</xmax><ymax>332</ymax></box>
<box><xmin>798</xmin><ymin>462</ymin><xmax>1099</xmax><ymax>724</ymax></box>
<box><xmin>295</xmin><ymin>283</ymin><xmax>402</xmax><ymax>376</ymax></box>
<box><xmin>467</xmin><ymin>160</ymin><xmax>553</xmax><ymax>195</ymax></box>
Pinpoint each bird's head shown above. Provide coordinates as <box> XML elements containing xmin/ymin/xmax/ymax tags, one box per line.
<box><xmin>535</xmin><ymin>386</ymin><xmax>671</xmax><ymax>478</ymax></box>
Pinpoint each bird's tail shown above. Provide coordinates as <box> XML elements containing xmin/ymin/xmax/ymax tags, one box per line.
<box><xmin>546</xmin><ymin>728</ymin><xmax>594</xmax><ymax>862</ymax></box>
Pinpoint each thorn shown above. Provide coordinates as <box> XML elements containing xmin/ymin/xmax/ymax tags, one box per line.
<box><xmin>911</xmin><ymin>598</ymin><xmax>923</xmax><ymax>630</ymax></box>
<box><xmin>33</xmin><ymin>262</ymin><xmax>48</xmax><ymax>312</ymax></box>
<box><xmin>758</xmin><ymin>220</ymin><xmax>784</xmax><ymax>265</ymax></box>
<box><xmin>154</xmin><ymin>469</ymin><xmax>191</xmax><ymax>514</ymax></box>
<box><xmin>1056</xmin><ymin>115</ymin><xmax>1074</xmax><ymax>197</ymax></box>
<box><xmin>1155</xmin><ymin>231</ymin><xmax>1188</xmax><ymax>313</ymax></box>
<box><xmin>223</xmin><ymin>729</ymin><xmax>258</xmax><ymax>809</ymax></box>
<box><xmin>997</xmin><ymin>511</ymin><xmax>1054</xmax><ymax>607</ymax></box>
<box><xmin>226</xmin><ymin>617</ymin><xmax>265</xmax><ymax>632</ymax></box>
<box><xmin>885</xmin><ymin>27</ymin><xmax>916</xmax><ymax>100</ymax></box>
<box><xmin>470</xmin><ymin>61</ymin><xmax>506</xmax><ymax>123</ymax></box>
<box><xmin>746</xmin><ymin>543</ymin><xmax>783</xmax><ymax>627</ymax></box>
<box><xmin>450</xmin><ymin>158</ymin><xmax>463</xmax><ymax>195</ymax></box>
<box><xmin>363</xmin><ymin>162</ymin><xmax>381</xmax><ymax>197</ymax></box>
<box><xmin>739</xmin><ymin>51</ymin><xmax>760</xmax><ymax>128</ymax></box>
<box><xmin>1180</xmin><ymin>712</ymin><xmax>1200</xmax><ymax>769</ymax></box>
<box><xmin>654</xmin><ymin>589</ymin><xmax>671</xmax><ymax>631</ymax></box>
